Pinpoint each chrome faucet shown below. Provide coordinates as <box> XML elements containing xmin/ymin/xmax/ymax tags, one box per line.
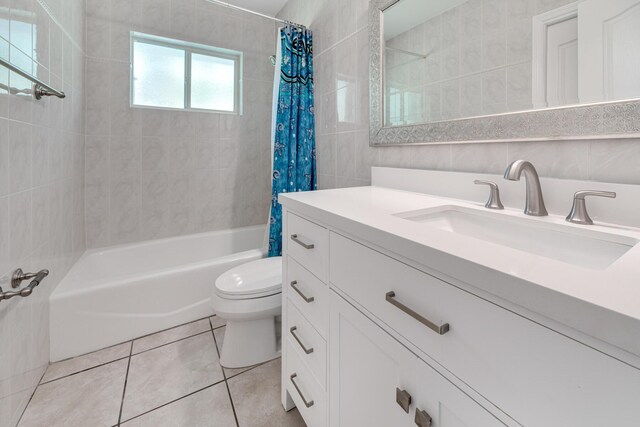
<box><xmin>504</xmin><ymin>160</ymin><xmax>548</xmax><ymax>216</ymax></box>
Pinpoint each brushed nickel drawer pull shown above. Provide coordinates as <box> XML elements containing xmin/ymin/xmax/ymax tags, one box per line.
<box><xmin>385</xmin><ymin>291</ymin><xmax>450</xmax><ymax>335</ymax></box>
<box><xmin>415</xmin><ymin>408</ymin><xmax>433</xmax><ymax>427</ymax></box>
<box><xmin>290</xmin><ymin>326</ymin><xmax>314</xmax><ymax>354</ymax></box>
<box><xmin>396</xmin><ymin>388</ymin><xmax>412</xmax><ymax>413</ymax></box>
<box><xmin>290</xmin><ymin>373</ymin><xmax>314</xmax><ymax>408</ymax></box>
<box><xmin>291</xmin><ymin>234</ymin><xmax>315</xmax><ymax>249</ymax></box>
<box><xmin>291</xmin><ymin>281</ymin><xmax>314</xmax><ymax>303</ymax></box>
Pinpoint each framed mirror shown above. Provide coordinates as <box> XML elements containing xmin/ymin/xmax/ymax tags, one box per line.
<box><xmin>369</xmin><ymin>0</ymin><xmax>640</xmax><ymax>145</ymax></box>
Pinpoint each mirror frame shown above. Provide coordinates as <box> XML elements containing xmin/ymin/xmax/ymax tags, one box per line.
<box><xmin>369</xmin><ymin>0</ymin><xmax>640</xmax><ymax>146</ymax></box>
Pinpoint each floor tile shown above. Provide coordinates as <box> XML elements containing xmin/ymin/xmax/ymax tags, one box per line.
<box><xmin>41</xmin><ymin>342</ymin><xmax>131</xmax><ymax>383</ymax></box>
<box><xmin>121</xmin><ymin>382</ymin><xmax>236</xmax><ymax>427</ymax></box>
<box><xmin>132</xmin><ymin>319</ymin><xmax>212</xmax><ymax>354</ymax></box>
<box><xmin>3</xmin><ymin>387</ymin><xmax>33</xmax><ymax>427</ymax></box>
<box><xmin>18</xmin><ymin>359</ymin><xmax>128</xmax><ymax>427</ymax></box>
<box><xmin>210</xmin><ymin>315</ymin><xmax>227</xmax><ymax>329</ymax></box>
<box><xmin>228</xmin><ymin>359</ymin><xmax>305</xmax><ymax>427</ymax></box>
<box><xmin>121</xmin><ymin>333</ymin><xmax>224</xmax><ymax>421</ymax></box>
<box><xmin>213</xmin><ymin>327</ymin><xmax>256</xmax><ymax>378</ymax></box>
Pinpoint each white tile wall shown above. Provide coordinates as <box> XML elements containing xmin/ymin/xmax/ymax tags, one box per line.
<box><xmin>84</xmin><ymin>0</ymin><xmax>276</xmax><ymax>248</ymax></box>
<box><xmin>0</xmin><ymin>0</ymin><xmax>86</xmax><ymax>425</ymax></box>
<box><xmin>277</xmin><ymin>0</ymin><xmax>370</xmax><ymax>189</ymax></box>
<box><xmin>277</xmin><ymin>0</ymin><xmax>640</xmax><ymax>188</ymax></box>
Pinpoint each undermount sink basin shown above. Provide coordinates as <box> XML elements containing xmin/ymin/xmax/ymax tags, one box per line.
<box><xmin>394</xmin><ymin>206</ymin><xmax>638</xmax><ymax>270</ymax></box>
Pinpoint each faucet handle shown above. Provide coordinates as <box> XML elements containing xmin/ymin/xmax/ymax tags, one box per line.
<box><xmin>474</xmin><ymin>180</ymin><xmax>504</xmax><ymax>210</ymax></box>
<box><xmin>566</xmin><ymin>190</ymin><xmax>616</xmax><ymax>225</ymax></box>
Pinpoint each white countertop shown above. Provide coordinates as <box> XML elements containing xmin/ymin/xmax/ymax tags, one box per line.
<box><xmin>280</xmin><ymin>185</ymin><xmax>640</xmax><ymax>360</ymax></box>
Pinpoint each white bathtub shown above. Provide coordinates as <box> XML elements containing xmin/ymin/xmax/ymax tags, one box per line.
<box><xmin>50</xmin><ymin>225</ymin><xmax>266</xmax><ymax>361</ymax></box>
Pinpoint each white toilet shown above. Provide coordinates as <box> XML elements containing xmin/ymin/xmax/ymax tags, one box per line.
<box><xmin>211</xmin><ymin>256</ymin><xmax>283</xmax><ymax>368</ymax></box>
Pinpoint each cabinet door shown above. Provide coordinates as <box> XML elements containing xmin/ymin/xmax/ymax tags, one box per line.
<box><xmin>408</xmin><ymin>355</ymin><xmax>504</xmax><ymax>427</ymax></box>
<box><xmin>329</xmin><ymin>291</ymin><xmax>415</xmax><ymax>427</ymax></box>
<box><xmin>329</xmin><ymin>291</ymin><xmax>505</xmax><ymax>427</ymax></box>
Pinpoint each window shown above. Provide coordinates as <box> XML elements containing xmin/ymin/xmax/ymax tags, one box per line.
<box><xmin>131</xmin><ymin>32</ymin><xmax>242</xmax><ymax>113</ymax></box>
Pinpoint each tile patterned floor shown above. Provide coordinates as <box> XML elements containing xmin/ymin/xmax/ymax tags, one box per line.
<box><xmin>17</xmin><ymin>317</ymin><xmax>306</xmax><ymax>427</ymax></box>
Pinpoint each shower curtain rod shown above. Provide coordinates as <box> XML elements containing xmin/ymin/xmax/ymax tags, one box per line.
<box><xmin>205</xmin><ymin>0</ymin><xmax>306</xmax><ymax>29</ymax></box>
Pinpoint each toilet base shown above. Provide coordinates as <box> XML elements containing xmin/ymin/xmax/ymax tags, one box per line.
<box><xmin>219</xmin><ymin>317</ymin><xmax>281</xmax><ymax>369</ymax></box>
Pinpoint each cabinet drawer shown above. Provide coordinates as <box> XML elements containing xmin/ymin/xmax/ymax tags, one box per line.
<box><xmin>287</xmin><ymin>256</ymin><xmax>329</xmax><ymax>338</ymax></box>
<box><xmin>330</xmin><ymin>290</ymin><xmax>504</xmax><ymax>427</ymax></box>
<box><xmin>286</xmin><ymin>338</ymin><xmax>327</xmax><ymax>427</ymax></box>
<box><xmin>330</xmin><ymin>232</ymin><xmax>640</xmax><ymax>426</ymax></box>
<box><xmin>287</xmin><ymin>213</ymin><xmax>328</xmax><ymax>281</ymax></box>
<box><xmin>286</xmin><ymin>298</ymin><xmax>327</xmax><ymax>388</ymax></box>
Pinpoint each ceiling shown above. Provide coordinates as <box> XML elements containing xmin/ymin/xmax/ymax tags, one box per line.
<box><xmin>384</xmin><ymin>0</ymin><xmax>468</xmax><ymax>40</ymax></box>
<box><xmin>223</xmin><ymin>0</ymin><xmax>289</xmax><ymax>17</ymax></box>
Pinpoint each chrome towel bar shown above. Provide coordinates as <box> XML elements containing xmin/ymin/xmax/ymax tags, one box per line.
<box><xmin>0</xmin><ymin>58</ymin><xmax>65</xmax><ymax>100</ymax></box>
<box><xmin>1</xmin><ymin>269</ymin><xmax>49</xmax><ymax>302</ymax></box>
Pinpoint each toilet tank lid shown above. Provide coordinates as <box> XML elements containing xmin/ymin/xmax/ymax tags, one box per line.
<box><xmin>215</xmin><ymin>256</ymin><xmax>282</xmax><ymax>297</ymax></box>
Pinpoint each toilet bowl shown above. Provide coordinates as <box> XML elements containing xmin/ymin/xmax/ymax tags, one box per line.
<box><xmin>211</xmin><ymin>256</ymin><xmax>282</xmax><ymax>368</ymax></box>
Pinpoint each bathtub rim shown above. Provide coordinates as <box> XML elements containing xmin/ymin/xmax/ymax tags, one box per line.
<box><xmin>52</xmin><ymin>248</ymin><xmax>267</xmax><ymax>300</ymax></box>
<box><xmin>52</xmin><ymin>224</ymin><xmax>267</xmax><ymax>299</ymax></box>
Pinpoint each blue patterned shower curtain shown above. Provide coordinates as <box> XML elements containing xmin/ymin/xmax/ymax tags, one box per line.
<box><xmin>268</xmin><ymin>26</ymin><xmax>316</xmax><ymax>257</ymax></box>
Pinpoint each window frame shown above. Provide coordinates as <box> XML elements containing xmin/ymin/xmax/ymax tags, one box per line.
<box><xmin>130</xmin><ymin>32</ymin><xmax>243</xmax><ymax>114</ymax></box>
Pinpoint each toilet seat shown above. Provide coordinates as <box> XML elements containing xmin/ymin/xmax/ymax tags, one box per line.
<box><xmin>214</xmin><ymin>256</ymin><xmax>282</xmax><ymax>300</ymax></box>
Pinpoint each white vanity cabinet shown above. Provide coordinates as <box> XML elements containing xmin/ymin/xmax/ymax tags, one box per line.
<box><xmin>281</xmin><ymin>208</ymin><xmax>640</xmax><ymax>427</ymax></box>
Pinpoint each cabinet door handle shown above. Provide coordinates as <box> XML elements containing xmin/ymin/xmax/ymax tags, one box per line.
<box><xmin>290</xmin><ymin>373</ymin><xmax>314</xmax><ymax>408</ymax></box>
<box><xmin>385</xmin><ymin>291</ymin><xmax>450</xmax><ymax>335</ymax></box>
<box><xmin>414</xmin><ymin>408</ymin><xmax>432</xmax><ymax>427</ymax></box>
<box><xmin>291</xmin><ymin>234</ymin><xmax>315</xmax><ymax>249</ymax></box>
<box><xmin>290</xmin><ymin>281</ymin><xmax>315</xmax><ymax>303</ymax></box>
<box><xmin>396</xmin><ymin>388</ymin><xmax>412</xmax><ymax>413</ymax></box>
<box><xmin>290</xmin><ymin>326</ymin><xmax>314</xmax><ymax>354</ymax></box>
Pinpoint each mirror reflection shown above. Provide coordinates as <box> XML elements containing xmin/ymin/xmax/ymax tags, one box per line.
<box><xmin>383</xmin><ymin>0</ymin><xmax>640</xmax><ymax>127</ymax></box>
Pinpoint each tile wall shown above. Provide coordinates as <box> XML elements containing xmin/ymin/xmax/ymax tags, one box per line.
<box><xmin>0</xmin><ymin>0</ymin><xmax>87</xmax><ymax>425</ymax></box>
<box><xmin>278</xmin><ymin>0</ymin><xmax>371</xmax><ymax>189</ymax></box>
<box><xmin>277</xmin><ymin>0</ymin><xmax>640</xmax><ymax>188</ymax></box>
<box><xmin>84</xmin><ymin>0</ymin><xmax>276</xmax><ymax>248</ymax></box>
